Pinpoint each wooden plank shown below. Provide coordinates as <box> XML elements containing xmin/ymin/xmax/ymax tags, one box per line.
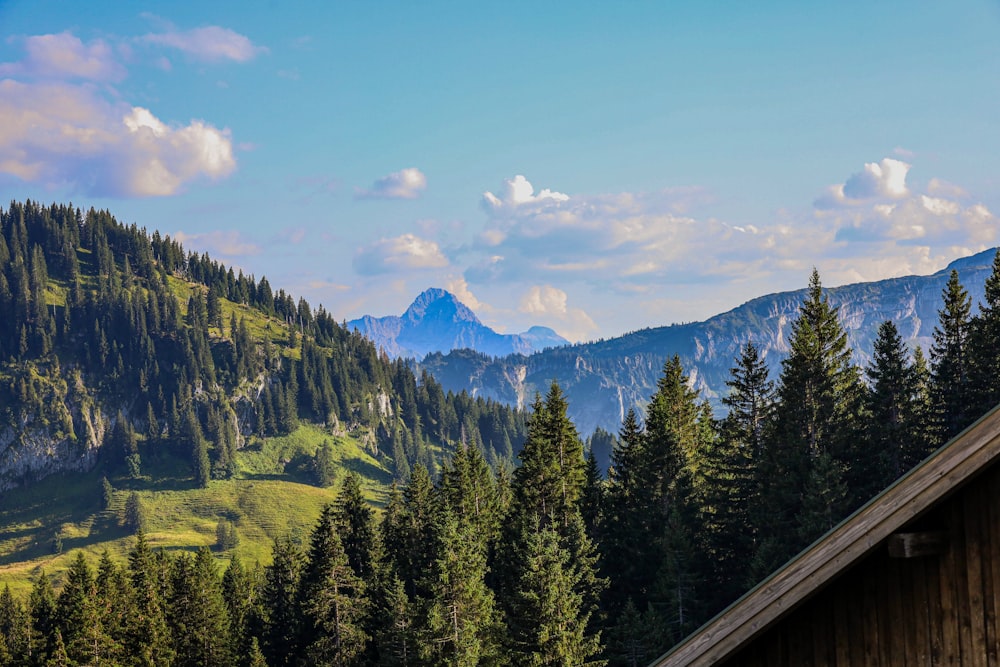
<box><xmin>848</xmin><ymin>573</ymin><xmax>866</xmax><ymax>667</ymax></box>
<box><xmin>939</xmin><ymin>498</ymin><xmax>961</xmax><ymax>666</ymax></box>
<box><xmin>912</xmin><ymin>555</ymin><xmax>931</xmax><ymax>667</ymax></box>
<box><xmin>886</xmin><ymin>557</ymin><xmax>908</xmax><ymax>667</ymax></box>
<box><xmin>925</xmin><ymin>549</ymin><xmax>945</xmax><ymax>667</ymax></box>
<box><xmin>976</xmin><ymin>476</ymin><xmax>999</xmax><ymax>667</ymax></box>
<box><xmin>653</xmin><ymin>409</ymin><xmax>1000</xmax><ymax>666</ymax></box>
<box><xmin>953</xmin><ymin>499</ymin><xmax>974</xmax><ymax>666</ymax></box>
<box><xmin>812</xmin><ymin>588</ymin><xmax>834</xmax><ymax>667</ymax></box>
<box><xmin>833</xmin><ymin>567</ymin><xmax>852</xmax><ymax>667</ymax></box>
<box><xmin>876</xmin><ymin>555</ymin><xmax>893</xmax><ymax>667</ymax></box>
<box><xmin>863</xmin><ymin>560</ymin><xmax>880</xmax><ymax>666</ymax></box>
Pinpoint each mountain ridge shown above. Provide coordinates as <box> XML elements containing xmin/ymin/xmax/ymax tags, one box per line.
<box><xmin>419</xmin><ymin>248</ymin><xmax>1000</xmax><ymax>435</ymax></box>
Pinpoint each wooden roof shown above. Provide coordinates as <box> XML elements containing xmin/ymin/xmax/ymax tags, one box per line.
<box><xmin>651</xmin><ymin>405</ymin><xmax>1000</xmax><ymax>667</ymax></box>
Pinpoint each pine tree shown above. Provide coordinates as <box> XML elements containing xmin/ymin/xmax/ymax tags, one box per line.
<box><xmin>602</xmin><ymin>408</ymin><xmax>646</xmax><ymax>612</ymax></box>
<box><xmin>634</xmin><ymin>357</ymin><xmax>707</xmax><ymax>634</ymax></box>
<box><xmin>865</xmin><ymin>320</ymin><xmax>928</xmax><ymax>492</ymax></box>
<box><xmin>969</xmin><ymin>250</ymin><xmax>1000</xmax><ymax>417</ymax></box>
<box><xmin>168</xmin><ymin>548</ymin><xmax>233</xmax><ymax>667</ymax></box>
<box><xmin>700</xmin><ymin>342</ymin><xmax>773</xmax><ymax>604</ymax></box>
<box><xmin>423</xmin><ymin>505</ymin><xmax>502</xmax><ymax>666</ymax></box>
<box><xmin>95</xmin><ymin>550</ymin><xmax>129</xmax><ymax>664</ymax></box>
<box><xmin>603</xmin><ymin>599</ymin><xmax>668</xmax><ymax>667</ymax></box>
<box><xmin>375</xmin><ymin>575</ymin><xmax>416</xmax><ymax>667</ymax></box>
<box><xmin>507</xmin><ymin>518</ymin><xmax>604</xmax><ymax>666</ymax></box>
<box><xmin>126</xmin><ymin>530</ymin><xmax>175</xmax><ymax>666</ymax></box>
<box><xmin>262</xmin><ymin>537</ymin><xmax>302</xmax><ymax>667</ymax></box>
<box><xmin>124</xmin><ymin>491</ymin><xmax>147</xmax><ymax>534</ymax></box>
<box><xmin>28</xmin><ymin>571</ymin><xmax>58</xmax><ymax>665</ymax></box>
<box><xmin>756</xmin><ymin>270</ymin><xmax>863</xmax><ymax>576</ymax></box>
<box><xmin>929</xmin><ymin>269</ymin><xmax>974</xmax><ymax>445</ymax></box>
<box><xmin>581</xmin><ymin>448</ymin><xmax>604</xmax><ymax>540</ymax></box>
<box><xmin>222</xmin><ymin>555</ymin><xmax>260</xmax><ymax>663</ymax></box>
<box><xmin>0</xmin><ymin>585</ymin><xmax>28</xmax><ymax>663</ymax></box>
<box><xmin>510</xmin><ymin>383</ymin><xmax>586</xmax><ymax>532</ymax></box>
<box><xmin>304</xmin><ymin>527</ymin><xmax>369</xmax><ymax>666</ymax></box>
<box><xmin>335</xmin><ymin>472</ymin><xmax>378</xmax><ymax>585</ymax></box>
<box><xmin>57</xmin><ymin>552</ymin><xmax>114</xmax><ymax>665</ymax></box>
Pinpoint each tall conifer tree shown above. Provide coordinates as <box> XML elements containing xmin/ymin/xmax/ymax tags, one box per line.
<box><xmin>756</xmin><ymin>270</ymin><xmax>863</xmax><ymax>576</ymax></box>
<box><xmin>930</xmin><ymin>269</ymin><xmax>974</xmax><ymax>444</ymax></box>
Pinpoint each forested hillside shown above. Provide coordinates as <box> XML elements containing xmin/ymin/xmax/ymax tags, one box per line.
<box><xmin>4</xmin><ymin>199</ymin><xmax>1000</xmax><ymax>665</ymax></box>
<box><xmin>0</xmin><ymin>199</ymin><xmax>527</xmax><ymax>493</ymax></box>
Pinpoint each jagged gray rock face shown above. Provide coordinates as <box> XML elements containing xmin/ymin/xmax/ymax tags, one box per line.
<box><xmin>347</xmin><ymin>288</ymin><xmax>569</xmax><ymax>359</ymax></box>
<box><xmin>419</xmin><ymin>249</ymin><xmax>999</xmax><ymax>436</ymax></box>
<box><xmin>0</xmin><ymin>401</ymin><xmax>108</xmax><ymax>492</ymax></box>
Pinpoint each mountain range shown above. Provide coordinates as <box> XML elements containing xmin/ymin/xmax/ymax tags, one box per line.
<box><xmin>407</xmin><ymin>249</ymin><xmax>999</xmax><ymax>436</ymax></box>
<box><xmin>347</xmin><ymin>288</ymin><xmax>568</xmax><ymax>359</ymax></box>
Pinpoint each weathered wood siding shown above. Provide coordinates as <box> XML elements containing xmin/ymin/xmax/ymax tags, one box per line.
<box><xmin>724</xmin><ymin>464</ymin><xmax>1000</xmax><ymax>666</ymax></box>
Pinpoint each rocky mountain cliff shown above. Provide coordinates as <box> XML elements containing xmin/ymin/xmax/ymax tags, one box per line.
<box><xmin>419</xmin><ymin>249</ymin><xmax>999</xmax><ymax>435</ymax></box>
<box><xmin>347</xmin><ymin>288</ymin><xmax>568</xmax><ymax>359</ymax></box>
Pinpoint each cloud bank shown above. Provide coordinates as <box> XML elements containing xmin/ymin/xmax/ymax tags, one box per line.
<box><xmin>0</xmin><ymin>26</ymin><xmax>251</xmax><ymax>197</ymax></box>
<box><xmin>0</xmin><ymin>80</ymin><xmax>235</xmax><ymax>196</ymax></box>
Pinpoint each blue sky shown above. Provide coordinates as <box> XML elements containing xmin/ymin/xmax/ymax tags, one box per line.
<box><xmin>2</xmin><ymin>1</ymin><xmax>999</xmax><ymax>341</ymax></box>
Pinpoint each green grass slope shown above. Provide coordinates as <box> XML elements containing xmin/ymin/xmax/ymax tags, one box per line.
<box><xmin>0</xmin><ymin>423</ymin><xmax>392</xmax><ymax>595</ymax></box>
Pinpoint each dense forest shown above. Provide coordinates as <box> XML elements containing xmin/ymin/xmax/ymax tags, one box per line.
<box><xmin>3</xmin><ymin>199</ymin><xmax>1000</xmax><ymax>665</ymax></box>
<box><xmin>0</xmin><ymin>199</ymin><xmax>527</xmax><ymax>490</ymax></box>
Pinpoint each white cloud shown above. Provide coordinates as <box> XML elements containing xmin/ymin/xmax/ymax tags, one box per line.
<box><xmin>816</xmin><ymin>158</ymin><xmax>911</xmax><ymax>208</ymax></box>
<box><xmin>142</xmin><ymin>25</ymin><xmax>266</xmax><ymax>63</ymax></box>
<box><xmin>462</xmin><ymin>165</ymin><xmax>1000</xmax><ymax>318</ymax></box>
<box><xmin>355</xmin><ymin>168</ymin><xmax>427</xmax><ymax>200</ymax></box>
<box><xmin>518</xmin><ymin>285</ymin><xmax>597</xmax><ymax>341</ymax></box>
<box><xmin>0</xmin><ymin>80</ymin><xmax>236</xmax><ymax>196</ymax></box>
<box><xmin>0</xmin><ymin>32</ymin><xmax>125</xmax><ymax>81</ymax></box>
<box><xmin>482</xmin><ymin>174</ymin><xmax>569</xmax><ymax>212</ymax></box>
<box><xmin>444</xmin><ymin>276</ymin><xmax>487</xmax><ymax>312</ymax></box>
<box><xmin>173</xmin><ymin>230</ymin><xmax>261</xmax><ymax>257</ymax></box>
<box><xmin>354</xmin><ymin>234</ymin><xmax>449</xmax><ymax>275</ymax></box>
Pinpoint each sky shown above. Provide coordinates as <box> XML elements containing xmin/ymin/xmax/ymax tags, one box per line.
<box><xmin>1</xmin><ymin>1</ymin><xmax>999</xmax><ymax>342</ymax></box>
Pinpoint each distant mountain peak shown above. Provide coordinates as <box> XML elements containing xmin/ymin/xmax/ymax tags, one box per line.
<box><xmin>347</xmin><ymin>288</ymin><xmax>568</xmax><ymax>360</ymax></box>
<box><xmin>403</xmin><ymin>288</ymin><xmax>481</xmax><ymax>326</ymax></box>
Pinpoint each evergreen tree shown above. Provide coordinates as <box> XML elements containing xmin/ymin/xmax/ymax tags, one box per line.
<box><xmin>126</xmin><ymin>530</ymin><xmax>175</xmax><ymax>666</ymax></box>
<box><xmin>95</xmin><ymin>550</ymin><xmax>129</xmax><ymax>664</ymax></box>
<box><xmin>507</xmin><ymin>518</ymin><xmax>604</xmax><ymax>666</ymax></box>
<box><xmin>375</xmin><ymin>575</ymin><xmax>416</xmax><ymax>667</ymax></box>
<box><xmin>304</xmin><ymin>529</ymin><xmax>369</xmax><ymax>666</ymax></box>
<box><xmin>262</xmin><ymin>537</ymin><xmax>302</xmax><ymax>667</ymax></box>
<box><xmin>929</xmin><ymin>269</ymin><xmax>974</xmax><ymax>445</ymax></box>
<box><xmin>57</xmin><ymin>552</ymin><xmax>114</xmax><ymax>665</ymax></box>
<box><xmin>581</xmin><ymin>448</ymin><xmax>603</xmax><ymax>540</ymax></box>
<box><xmin>222</xmin><ymin>555</ymin><xmax>260</xmax><ymax>663</ymax></box>
<box><xmin>423</xmin><ymin>504</ymin><xmax>502</xmax><ymax>666</ymax></box>
<box><xmin>969</xmin><ymin>250</ymin><xmax>1000</xmax><ymax>417</ymax></box>
<box><xmin>756</xmin><ymin>270</ymin><xmax>863</xmax><ymax>576</ymax></box>
<box><xmin>865</xmin><ymin>320</ymin><xmax>928</xmax><ymax>492</ymax></box>
<box><xmin>124</xmin><ymin>491</ymin><xmax>147</xmax><ymax>534</ymax></box>
<box><xmin>700</xmin><ymin>342</ymin><xmax>772</xmax><ymax>606</ymax></box>
<box><xmin>168</xmin><ymin>547</ymin><xmax>232</xmax><ymax>667</ymax></box>
<box><xmin>603</xmin><ymin>599</ymin><xmax>668</xmax><ymax>667</ymax></box>
<box><xmin>335</xmin><ymin>472</ymin><xmax>378</xmax><ymax>586</ymax></box>
<box><xmin>0</xmin><ymin>585</ymin><xmax>28</xmax><ymax>663</ymax></box>
<box><xmin>28</xmin><ymin>571</ymin><xmax>58</xmax><ymax>665</ymax></box>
